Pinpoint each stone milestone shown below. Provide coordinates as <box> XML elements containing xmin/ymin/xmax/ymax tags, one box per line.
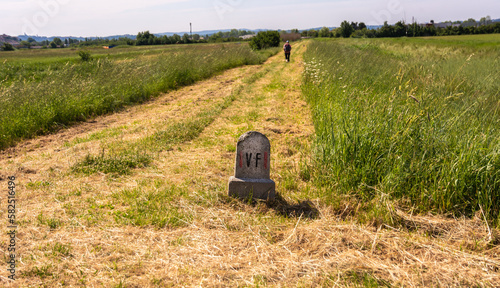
<box><xmin>228</xmin><ymin>131</ymin><xmax>276</xmax><ymax>200</ymax></box>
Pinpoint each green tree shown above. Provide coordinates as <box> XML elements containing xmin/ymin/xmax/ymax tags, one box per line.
<box><xmin>307</xmin><ymin>29</ymin><xmax>319</xmax><ymax>38</ymax></box>
<box><xmin>461</xmin><ymin>18</ymin><xmax>477</xmax><ymax>27</ymax></box>
<box><xmin>319</xmin><ymin>27</ymin><xmax>331</xmax><ymax>37</ymax></box>
<box><xmin>359</xmin><ymin>22</ymin><xmax>367</xmax><ymax>30</ymax></box>
<box><xmin>78</xmin><ymin>50</ymin><xmax>92</xmax><ymax>61</ymax></box>
<box><xmin>1</xmin><ymin>43</ymin><xmax>15</xmax><ymax>51</ymax></box>
<box><xmin>182</xmin><ymin>33</ymin><xmax>191</xmax><ymax>44</ymax></box>
<box><xmin>50</xmin><ymin>41</ymin><xmax>57</xmax><ymax>48</ymax></box>
<box><xmin>161</xmin><ymin>35</ymin><xmax>171</xmax><ymax>44</ymax></box>
<box><xmin>229</xmin><ymin>29</ymin><xmax>238</xmax><ymax>38</ymax></box>
<box><xmin>377</xmin><ymin>21</ymin><xmax>395</xmax><ymax>37</ymax></box>
<box><xmin>136</xmin><ymin>31</ymin><xmax>156</xmax><ymax>45</ymax></box>
<box><xmin>394</xmin><ymin>21</ymin><xmax>407</xmax><ymax>37</ymax></box>
<box><xmin>407</xmin><ymin>21</ymin><xmax>422</xmax><ymax>37</ymax></box>
<box><xmin>340</xmin><ymin>20</ymin><xmax>354</xmax><ymax>38</ymax></box>
<box><xmin>170</xmin><ymin>34</ymin><xmax>181</xmax><ymax>44</ymax></box>
<box><xmin>249</xmin><ymin>31</ymin><xmax>280</xmax><ymax>50</ymax></box>
<box><xmin>20</xmin><ymin>40</ymin><xmax>31</xmax><ymax>48</ymax></box>
<box><xmin>52</xmin><ymin>37</ymin><xmax>63</xmax><ymax>46</ymax></box>
<box><xmin>331</xmin><ymin>28</ymin><xmax>341</xmax><ymax>38</ymax></box>
<box><xmin>479</xmin><ymin>16</ymin><xmax>492</xmax><ymax>26</ymax></box>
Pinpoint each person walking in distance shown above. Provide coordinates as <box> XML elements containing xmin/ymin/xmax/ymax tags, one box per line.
<box><xmin>284</xmin><ymin>40</ymin><xmax>292</xmax><ymax>62</ymax></box>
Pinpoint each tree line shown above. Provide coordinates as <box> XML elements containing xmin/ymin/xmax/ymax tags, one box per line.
<box><xmin>342</xmin><ymin>21</ymin><xmax>499</xmax><ymax>38</ymax></box>
<box><xmin>135</xmin><ymin>29</ymin><xmax>255</xmax><ymax>45</ymax></box>
<box><xmin>1</xmin><ymin>29</ymin><xmax>256</xmax><ymax>51</ymax></box>
<box><xmin>303</xmin><ymin>17</ymin><xmax>499</xmax><ymax>39</ymax></box>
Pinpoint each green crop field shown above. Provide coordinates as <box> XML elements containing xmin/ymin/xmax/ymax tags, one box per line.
<box><xmin>0</xmin><ymin>44</ymin><xmax>278</xmax><ymax>150</ymax></box>
<box><xmin>303</xmin><ymin>34</ymin><xmax>500</xmax><ymax>224</ymax></box>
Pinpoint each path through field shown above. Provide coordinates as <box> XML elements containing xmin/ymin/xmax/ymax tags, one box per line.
<box><xmin>1</xmin><ymin>42</ymin><xmax>499</xmax><ymax>287</ymax></box>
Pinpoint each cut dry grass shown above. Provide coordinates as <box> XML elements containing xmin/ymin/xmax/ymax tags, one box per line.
<box><xmin>8</xmin><ymin>201</ymin><xmax>500</xmax><ymax>287</ymax></box>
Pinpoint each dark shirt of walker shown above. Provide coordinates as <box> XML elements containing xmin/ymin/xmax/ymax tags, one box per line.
<box><xmin>284</xmin><ymin>42</ymin><xmax>291</xmax><ymax>62</ymax></box>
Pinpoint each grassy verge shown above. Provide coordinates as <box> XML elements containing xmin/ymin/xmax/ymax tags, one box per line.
<box><xmin>302</xmin><ymin>36</ymin><xmax>500</xmax><ymax>224</ymax></box>
<box><xmin>0</xmin><ymin>44</ymin><xmax>275</xmax><ymax>150</ymax></box>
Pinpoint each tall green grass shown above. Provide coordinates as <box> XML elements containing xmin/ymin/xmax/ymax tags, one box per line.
<box><xmin>302</xmin><ymin>36</ymin><xmax>500</xmax><ymax>223</ymax></box>
<box><xmin>0</xmin><ymin>44</ymin><xmax>271</xmax><ymax>149</ymax></box>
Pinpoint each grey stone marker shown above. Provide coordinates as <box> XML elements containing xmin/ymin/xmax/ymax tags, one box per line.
<box><xmin>228</xmin><ymin>131</ymin><xmax>275</xmax><ymax>200</ymax></box>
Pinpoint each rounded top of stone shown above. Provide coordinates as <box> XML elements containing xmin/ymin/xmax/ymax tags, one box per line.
<box><xmin>234</xmin><ymin>131</ymin><xmax>271</xmax><ymax>179</ymax></box>
<box><xmin>238</xmin><ymin>131</ymin><xmax>269</xmax><ymax>143</ymax></box>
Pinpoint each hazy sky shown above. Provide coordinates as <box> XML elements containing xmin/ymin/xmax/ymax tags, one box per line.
<box><xmin>1</xmin><ymin>0</ymin><xmax>498</xmax><ymax>37</ymax></box>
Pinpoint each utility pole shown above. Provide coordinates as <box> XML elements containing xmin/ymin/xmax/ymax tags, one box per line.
<box><xmin>412</xmin><ymin>17</ymin><xmax>415</xmax><ymax>37</ymax></box>
<box><xmin>190</xmin><ymin>23</ymin><xmax>192</xmax><ymax>40</ymax></box>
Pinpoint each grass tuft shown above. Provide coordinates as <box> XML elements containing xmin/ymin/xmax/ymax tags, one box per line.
<box><xmin>112</xmin><ymin>186</ymin><xmax>193</xmax><ymax>228</ymax></box>
<box><xmin>71</xmin><ymin>150</ymin><xmax>151</xmax><ymax>175</ymax></box>
<box><xmin>21</xmin><ymin>265</ymin><xmax>53</xmax><ymax>279</ymax></box>
<box><xmin>37</xmin><ymin>213</ymin><xmax>63</xmax><ymax>229</ymax></box>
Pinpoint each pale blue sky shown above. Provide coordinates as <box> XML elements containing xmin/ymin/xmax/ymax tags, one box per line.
<box><xmin>1</xmin><ymin>0</ymin><xmax>498</xmax><ymax>37</ymax></box>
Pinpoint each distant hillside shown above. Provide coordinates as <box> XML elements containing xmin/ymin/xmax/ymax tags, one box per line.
<box><xmin>155</xmin><ymin>28</ymin><xmax>259</xmax><ymax>37</ymax></box>
<box><xmin>0</xmin><ymin>34</ymin><xmax>20</xmax><ymax>45</ymax></box>
<box><xmin>16</xmin><ymin>30</ymin><xmax>257</xmax><ymax>41</ymax></box>
<box><xmin>17</xmin><ymin>34</ymin><xmax>136</xmax><ymax>42</ymax></box>
<box><xmin>17</xmin><ymin>30</ymin><xmax>259</xmax><ymax>42</ymax></box>
<box><xmin>303</xmin><ymin>27</ymin><xmax>336</xmax><ymax>31</ymax></box>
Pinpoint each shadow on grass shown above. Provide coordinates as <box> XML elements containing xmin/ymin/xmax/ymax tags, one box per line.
<box><xmin>226</xmin><ymin>192</ymin><xmax>320</xmax><ymax>219</ymax></box>
<box><xmin>266</xmin><ymin>193</ymin><xmax>320</xmax><ymax>219</ymax></box>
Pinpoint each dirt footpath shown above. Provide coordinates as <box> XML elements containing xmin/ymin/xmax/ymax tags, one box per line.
<box><xmin>1</xmin><ymin>42</ymin><xmax>499</xmax><ymax>287</ymax></box>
